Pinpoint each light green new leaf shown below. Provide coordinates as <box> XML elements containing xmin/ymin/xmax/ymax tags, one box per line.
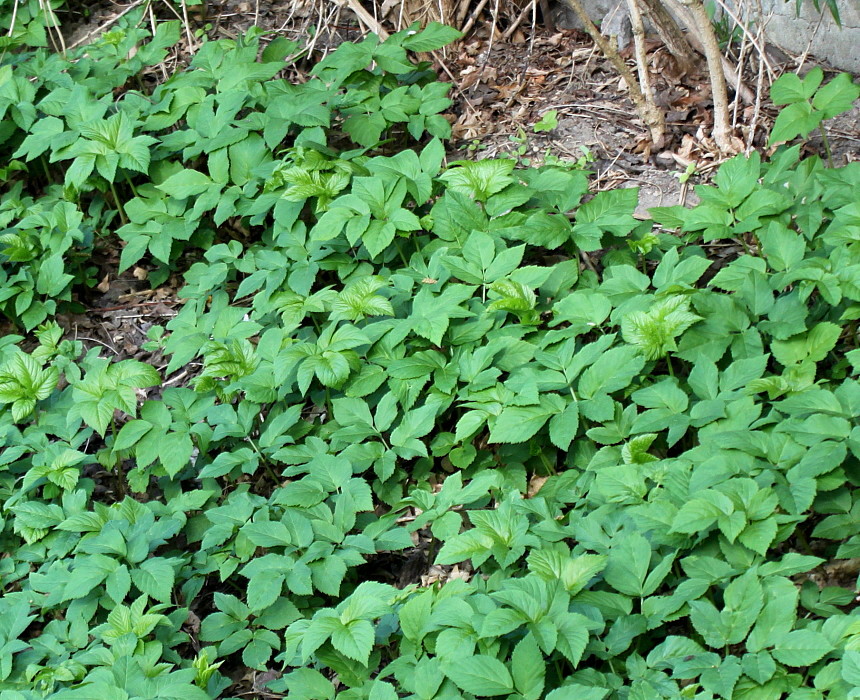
<box><xmin>622</xmin><ymin>296</ymin><xmax>702</xmax><ymax>360</ymax></box>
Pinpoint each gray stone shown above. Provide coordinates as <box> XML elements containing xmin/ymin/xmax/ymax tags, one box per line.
<box><xmin>551</xmin><ymin>0</ymin><xmax>860</xmax><ymax>73</ymax></box>
<box><xmin>756</xmin><ymin>0</ymin><xmax>860</xmax><ymax>73</ymax></box>
<box><xmin>553</xmin><ymin>0</ymin><xmax>631</xmax><ymax>47</ymax></box>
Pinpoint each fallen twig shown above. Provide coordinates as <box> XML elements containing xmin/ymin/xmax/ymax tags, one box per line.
<box><xmin>68</xmin><ymin>0</ymin><xmax>149</xmax><ymax>50</ymax></box>
<box><xmin>343</xmin><ymin>0</ymin><xmax>390</xmax><ymax>39</ymax></box>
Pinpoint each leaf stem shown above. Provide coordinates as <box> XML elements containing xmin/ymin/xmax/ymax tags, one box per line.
<box><xmin>109</xmin><ymin>180</ymin><xmax>128</xmax><ymax>225</ymax></box>
<box><xmin>123</xmin><ymin>171</ymin><xmax>139</xmax><ymax>199</ymax></box>
<box><xmin>394</xmin><ymin>239</ymin><xmax>409</xmax><ymax>268</ymax></box>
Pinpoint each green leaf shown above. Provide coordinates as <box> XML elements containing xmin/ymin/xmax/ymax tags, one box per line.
<box><xmin>714</xmin><ymin>152</ymin><xmax>760</xmax><ymax>208</ymax></box>
<box><xmin>842</xmin><ymin>650</ymin><xmax>860</xmax><ymax>686</ymax></box>
<box><xmin>759</xmin><ymin>221</ymin><xmax>806</xmax><ymax>272</ymax></box>
<box><xmin>770</xmin><ymin>101</ymin><xmax>823</xmax><ymax>144</ymax></box>
<box><xmin>512</xmin><ymin>634</ymin><xmax>545</xmax><ymax>700</ymax></box>
<box><xmin>771</xmin><ymin>629</ymin><xmax>832</xmax><ymax>666</ymax></box>
<box><xmin>771</xmin><ymin>68</ymin><xmax>823</xmax><ymax>105</ymax></box>
<box><xmin>578</xmin><ymin>344</ymin><xmax>644</xmax><ymax>398</ymax></box>
<box><xmin>552</xmin><ymin>290</ymin><xmax>612</xmax><ymax>334</ymax></box>
<box><xmin>444</xmin><ymin>655</ymin><xmax>514</xmax><ymax>696</ymax></box>
<box><xmin>436</xmin><ymin>530</ymin><xmax>493</xmax><ymax>565</ymax></box>
<box><xmin>113</xmin><ymin>419</ymin><xmax>152</xmax><ymax>452</ymax></box>
<box><xmin>533</xmin><ymin>110</ymin><xmax>558</xmax><ymax>133</ymax></box>
<box><xmin>399</xmin><ymin>590</ymin><xmax>432</xmax><ymax>643</ymax></box>
<box><xmin>490</xmin><ymin>396</ymin><xmax>564</xmax><ymax>444</ymax></box>
<box><xmin>604</xmin><ymin>531</ymin><xmax>652</xmax><ymax>596</ymax></box>
<box><xmin>812</xmin><ymin>72</ymin><xmax>860</xmax><ymax>119</ymax></box>
<box><xmin>36</xmin><ymin>255</ymin><xmax>74</xmax><ymax>297</ymax></box>
<box><xmin>555</xmin><ymin>613</ymin><xmax>590</xmax><ymax>666</ymax></box>
<box><xmin>131</xmin><ymin>558</ymin><xmax>175</xmax><ymax>603</ymax></box>
<box><xmin>546</xmin><ymin>687</ymin><xmax>608</xmax><ymax>700</ymax></box>
<box><xmin>159</xmin><ymin>431</ymin><xmax>193</xmax><ymax>478</ymax></box>
<box><xmin>401</xmin><ymin>22</ymin><xmax>463</xmax><ymax>51</ymax></box>
<box><xmin>248</xmin><ymin>574</ymin><xmax>284</xmax><ymax>612</ymax></box>
<box><xmin>331</xmin><ymin>618</ymin><xmax>375</xmax><ymax>665</ymax></box>
<box><xmin>671</xmin><ymin>498</ymin><xmax>722</xmax><ymax>534</ymax></box>
<box><xmin>156</xmin><ymin>169</ymin><xmax>214</xmax><ymax>198</ymax></box>
<box><xmin>549</xmin><ymin>400</ymin><xmax>579</xmax><ymax>451</ymax></box>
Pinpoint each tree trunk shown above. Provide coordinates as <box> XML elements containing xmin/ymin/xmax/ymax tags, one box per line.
<box><xmin>635</xmin><ymin>0</ymin><xmax>698</xmax><ymax>75</ymax></box>
<box><xmin>669</xmin><ymin>0</ymin><xmax>736</xmax><ymax>152</ymax></box>
<box><xmin>561</xmin><ymin>0</ymin><xmax>666</xmax><ymax>148</ymax></box>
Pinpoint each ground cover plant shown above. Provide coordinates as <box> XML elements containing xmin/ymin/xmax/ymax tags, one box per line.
<box><xmin>1</xmin><ymin>5</ymin><xmax>860</xmax><ymax>699</ymax></box>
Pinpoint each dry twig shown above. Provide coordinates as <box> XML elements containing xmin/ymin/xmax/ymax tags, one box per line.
<box><xmin>68</xmin><ymin>0</ymin><xmax>150</xmax><ymax>50</ymax></box>
<box><xmin>343</xmin><ymin>0</ymin><xmax>390</xmax><ymax>39</ymax></box>
<box><xmin>460</xmin><ymin>0</ymin><xmax>492</xmax><ymax>36</ymax></box>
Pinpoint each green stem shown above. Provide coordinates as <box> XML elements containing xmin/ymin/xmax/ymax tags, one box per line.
<box><xmin>123</xmin><ymin>171</ymin><xmax>139</xmax><ymax>199</ymax></box>
<box><xmin>109</xmin><ymin>180</ymin><xmax>128</xmax><ymax>225</ymax></box>
<box><xmin>247</xmin><ymin>436</ymin><xmax>279</xmax><ymax>482</ymax></box>
<box><xmin>376</xmin><ymin>430</ymin><xmax>390</xmax><ymax>450</ymax></box>
<box><xmin>665</xmin><ymin>354</ymin><xmax>675</xmax><ymax>378</ymax></box>
<box><xmin>539</xmin><ymin>451</ymin><xmax>557</xmax><ymax>476</ymax></box>
<box><xmin>394</xmin><ymin>239</ymin><xmax>409</xmax><ymax>268</ymax></box>
<box><xmin>553</xmin><ymin>659</ymin><xmax>564</xmax><ymax>685</ymax></box>
<box><xmin>40</xmin><ymin>156</ymin><xmax>53</xmax><ymax>185</ymax></box>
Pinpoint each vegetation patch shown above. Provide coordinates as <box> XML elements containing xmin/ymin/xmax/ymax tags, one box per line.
<box><xmin>1</xmin><ymin>5</ymin><xmax>860</xmax><ymax>699</ymax></box>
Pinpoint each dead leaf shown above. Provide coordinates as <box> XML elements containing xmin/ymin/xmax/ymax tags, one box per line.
<box><xmin>527</xmin><ymin>475</ymin><xmax>548</xmax><ymax>498</ymax></box>
<box><xmin>184</xmin><ymin>610</ymin><xmax>201</xmax><ymax>635</ymax></box>
<box><xmin>97</xmin><ymin>275</ymin><xmax>111</xmax><ymax>293</ymax></box>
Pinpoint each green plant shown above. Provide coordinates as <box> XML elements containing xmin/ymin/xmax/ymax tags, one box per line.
<box><xmin>769</xmin><ymin>68</ymin><xmax>860</xmax><ymax>165</ymax></box>
<box><xmin>0</xmin><ymin>0</ymin><xmax>63</xmax><ymax>53</ymax></box>
<box><xmin>675</xmin><ymin>161</ymin><xmax>698</xmax><ymax>184</ymax></box>
<box><xmin>533</xmin><ymin>109</ymin><xmax>558</xmax><ymax>133</ymax></box>
<box><xmin>3</xmin><ymin>10</ymin><xmax>860</xmax><ymax>700</ymax></box>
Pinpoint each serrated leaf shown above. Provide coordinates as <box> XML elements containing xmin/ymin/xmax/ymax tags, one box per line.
<box><xmin>331</xmin><ymin>618</ymin><xmax>374</xmax><ymax>665</ymax></box>
<box><xmin>512</xmin><ymin>634</ymin><xmax>545</xmax><ymax>700</ymax></box>
<box><xmin>155</xmin><ymin>169</ymin><xmax>214</xmax><ymax>198</ymax></box>
<box><xmin>772</xmin><ymin>629</ymin><xmax>832</xmax><ymax>666</ymax></box>
<box><xmin>131</xmin><ymin>558</ymin><xmax>174</xmax><ymax>603</ymax></box>
<box><xmin>444</xmin><ymin>655</ymin><xmax>514</xmax><ymax>696</ymax></box>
